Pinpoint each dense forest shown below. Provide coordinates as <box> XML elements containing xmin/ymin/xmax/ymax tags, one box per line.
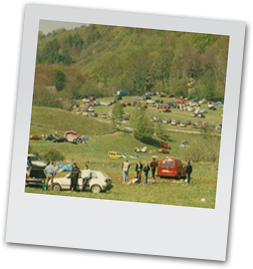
<box><xmin>33</xmin><ymin>23</ymin><xmax>229</xmax><ymax>108</ymax></box>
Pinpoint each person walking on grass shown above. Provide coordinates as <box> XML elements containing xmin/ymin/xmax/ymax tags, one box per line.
<box><xmin>68</xmin><ymin>162</ymin><xmax>80</xmax><ymax>191</ymax></box>
<box><xmin>186</xmin><ymin>161</ymin><xmax>193</xmax><ymax>184</ymax></box>
<box><xmin>44</xmin><ymin>161</ymin><xmax>56</xmax><ymax>190</ymax></box>
<box><xmin>143</xmin><ymin>162</ymin><xmax>150</xmax><ymax>184</ymax></box>
<box><xmin>121</xmin><ymin>159</ymin><xmax>131</xmax><ymax>184</ymax></box>
<box><xmin>135</xmin><ymin>161</ymin><xmax>143</xmax><ymax>183</ymax></box>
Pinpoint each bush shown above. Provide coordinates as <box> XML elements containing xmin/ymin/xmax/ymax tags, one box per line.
<box><xmin>43</xmin><ymin>149</ymin><xmax>65</xmax><ymax>162</ymax></box>
<box><xmin>183</xmin><ymin>134</ymin><xmax>220</xmax><ymax>163</ymax></box>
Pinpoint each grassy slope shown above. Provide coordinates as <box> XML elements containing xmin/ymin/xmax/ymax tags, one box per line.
<box><xmin>27</xmin><ymin>103</ymin><xmax>219</xmax><ymax>208</ymax></box>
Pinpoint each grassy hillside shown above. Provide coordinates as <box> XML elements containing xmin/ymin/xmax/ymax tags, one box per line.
<box><xmin>27</xmin><ymin>98</ymin><xmax>220</xmax><ymax>209</ymax></box>
<box><xmin>29</xmin><ymin>106</ymin><xmax>114</xmax><ymax>136</ymax></box>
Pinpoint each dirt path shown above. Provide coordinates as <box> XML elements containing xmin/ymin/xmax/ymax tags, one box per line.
<box><xmin>166</xmin><ymin>127</ymin><xmax>221</xmax><ymax>136</ymax></box>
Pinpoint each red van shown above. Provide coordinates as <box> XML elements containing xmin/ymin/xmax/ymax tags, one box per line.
<box><xmin>157</xmin><ymin>157</ymin><xmax>186</xmax><ymax>179</ymax></box>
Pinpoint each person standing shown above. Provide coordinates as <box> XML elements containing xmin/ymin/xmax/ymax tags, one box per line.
<box><xmin>143</xmin><ymin>162</ymin><xmax>150</xmax><ymax>184</ymax></box>
<box><xmin>44</xmin><ymin>161</ymin><xmax>57</xmax><ymax>190</ymax></box>
<box><xmin>68</xmin><ymin>162</ymin><xmax>80</xmax><ymax>191</ymax></box>
<box><xmin>135</xmin><ymin>161</ymin><xmax>143</xmax><ymax>183</ymax></box>
<box><xmin>81</xmin><ymin>165</ymin><xmax>92</xmax><ymax>192</ymax></box>
<box><xmin>121</xmin><ymin>160</ymin><xmax>131</xmax><ymax>183</ymax></box>
<box><xmin>186</xmin><ymin>161</ymin><xmax>193</xmax><ymax>184</ymax></box>
<box><xmin>150</xmin><ymin>158</ymin><xmax>158</xmax><ymax>179</ymax></box>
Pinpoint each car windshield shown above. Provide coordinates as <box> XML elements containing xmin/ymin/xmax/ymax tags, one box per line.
<box><xmin>101</xmin><ymin>172</ymin><xmax>110</xmax><ymax>179</ymax></box>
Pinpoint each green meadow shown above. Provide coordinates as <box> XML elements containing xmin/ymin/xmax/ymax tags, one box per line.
<box><xmin>26</xmin><ymin>98</ymin><xmax>222</xmax><ymax>209</ymax></box>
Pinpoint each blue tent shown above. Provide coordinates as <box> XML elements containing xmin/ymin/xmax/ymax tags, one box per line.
<box><xmin>81</xmin><ymin>135</ymin><xmax>89</xmax><ymax>141</ymax></box>
<box><xmin>59</xmin><ymin>163</ymin><xmax>73</xmax><ymax>172</ymax></box>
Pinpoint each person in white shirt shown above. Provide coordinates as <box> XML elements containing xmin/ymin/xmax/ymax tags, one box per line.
<box><xmin>81</xmin><ymin>165</ymin><xmax>92</xmax><ymax>192</ymax></box>
<box><xmin>121</xmin><ymin>160</ymin><xmax>131</xmax><ymax>183</ymax></box>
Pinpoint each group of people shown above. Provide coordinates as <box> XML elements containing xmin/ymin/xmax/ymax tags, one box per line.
<box><xmin>44</xmin><ymin>162</ymin><xmax>91</xmax><ymax>191</ymax></box>
<box><xmin>121</xmin><ymin>158</ymin><xmax>159</xmax><ymax>184</ymax></box>
<box><xmin>43</xmin><ymin>157</ymin><xmax>193</xmax><ymax>191</ymax></box>
<box><xmin>121</xmin><ymin>158</ymin><xmax>193</xmax><ymax>184</ymax></box>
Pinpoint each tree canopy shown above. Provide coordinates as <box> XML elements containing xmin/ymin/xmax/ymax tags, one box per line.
<box><xmin>34</xmin><ymin>24</ymin><xmax>229</xmax><ymax>106</ymax></box>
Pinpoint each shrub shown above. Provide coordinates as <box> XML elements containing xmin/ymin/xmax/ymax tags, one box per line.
<box><xmin>183</xmin><ymin>134</ymin><xmax>220</xmax><ymax>163</ymax></box>
<box><xmin>43</xmin><ymin>149</ymin><xmax>65</xmax><ymax>162</ymax></box>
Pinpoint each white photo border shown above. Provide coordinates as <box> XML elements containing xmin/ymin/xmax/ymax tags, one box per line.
<box><xmin>5</xmin><ymin>4</ymin><xmax>245</xmax><ymax>261</ymax></box>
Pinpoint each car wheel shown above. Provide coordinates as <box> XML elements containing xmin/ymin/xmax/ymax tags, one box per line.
<box><xmin>52</xmin><ymin>183</ymin><xmax>61</xmax><ymax>191</ymax></box>
<box><xmin>177</xmin><ymin>173</ymin><xmax>181</xmax><ymax>180</ymax></box>
<box><xmin>91</xmin><ymin>184</ymin><xmax>101</xmax><ymax>194</ymax></box>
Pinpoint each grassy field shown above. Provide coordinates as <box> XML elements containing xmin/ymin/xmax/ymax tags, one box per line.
<box><xmin>26</xmin><ymin>98</ymin><xmax>222</xmax><ymax>208</ymax></box>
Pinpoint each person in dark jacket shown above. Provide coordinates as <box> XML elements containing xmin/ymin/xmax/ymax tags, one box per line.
<box><xmin>143</xmin><ymin>162</ymin><xmax>150</xmax><ymax>184</ymax></box>
<box><xmin>135</xmin><ymin>161</ymin><xmax>143</xmax><ymax>183</ymax></box>
<box><xmin>68</xmin><ymin>162</ymin><xmax>80</xmax><ymax>191</ymax></box>
<box><xmin>150</xmin><ymin>158</ymin><xmax>158</xmax><ymax>179</ymax></box>
<box><xmin>186</xmin><ymin>161</ymin><xmax>193</xmax><ymax>184</ymax></box>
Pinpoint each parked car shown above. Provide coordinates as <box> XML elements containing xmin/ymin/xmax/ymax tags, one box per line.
<box><xmin>171</xmin><ymin>120</ymin><xmax>177</xmax><ymax>126</ymax></box>
<box><xmin>158</xmin><ymin>148</ymin><xmax>170</xmax><ymax>153</ymax></box>
<box><xmin>160</xmin><ymin>141</ymin><xmax>171</xmax><ymax>149</ymax></box>
<box><xmin>197</xmin><ymin>114</ymin><xmax>205</xmax><ymax>118</ymax></box>
<box><xmin>168</xmin><ymin>102</ymin><xmax>178</xmax><ymax>108</ymax></box>
<box><xmin>108</xmin><ymin>151</ymin><xmax>124</xmax><ymax>159</ymax></box>
<box><xmin>88</xmin><ymin>107</ymin><xmax>94</xmax><ymax>112</ymax></box>
<box><xmin>157</xmin><ymin>157</ymin><xmax>186</xmax><ymax>179</ymax></box>
<box><xmin>180</xmin><ymin>122</ymin><xmax>186</xmax><ymax>127</ymax></box>
<box><xmin>26</xmin><ymin>155</ymin><xmax>47</xmax><ymax>186</ymax></box>
<box><xmin>83</xmin><ymin>112</ymin><xmax>89</xmax><ymax>117</ymax></box>
<box><xmin>175</xmin><ymin>120</ymin><xmax>181</xmax><ymax>124</ymax></box>
<box><xmin>157</xmin><ymin>104</ymin><xmax>170</xmax><ymax>109</ymax></box>
<box><xmin>29</xmin><ymin>135</ymin><xmax>42</xmax><ymax>140</ymax></box>
<box><xmin>155</xmin><ymin>99</ymin><xmax>163</xmax><ymax>103</ymax></box>
<box><xmin>91</xmin><ymin>112</ymin><xmax>98</xmax><ymax>117</ymax></box>
<box><xmin>163</xmin><ymin>108</ymin><xmax>171</xmax><ymax>113</ymax></box>
<box><xmin>146</xmin><ymin>100</ymin><xmax>155</xmax><ymax>104</ymax></box>
<box><xmin>191</xmin><ymin>113</ymin><xmax>197</xmax><ymax>117</ymax></box>
<box><xmin>125</xmin><ymin>127</ymin><xmax>133</xmax><ymax>132</ymax></box>
<box><xmin>143</xmin><ymin>95</ymin><xmax>151</xmax><ymax>100</ymax></box>
<box><xmin>53</xmin><ymin>137</ymin><xmax>67</xmax><ymax>143</ymax></box>
<box><xmin>101</xmin><ymin>113</ymin><xmax>107</xmax><ymax>119</ymax></box>
<box><xmin>185</xmin><ymin>120</ymin><xmax>191</xmax><ymax>125</ymax></box>
<box><xmin>209</xmin><ymin>106</ymin><xmax>216</xmax><ymax>111</ymax></box>
<box><xmin>162</xmin><ymin>119</ymin><xmax>169</xmax><ymax>124</ymax></box>
<box><xmin>50</xmin><ymin>170</ymin><xmax>113</xmax><ymax>193</ymax></box>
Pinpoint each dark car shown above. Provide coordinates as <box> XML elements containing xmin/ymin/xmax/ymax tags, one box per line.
<box><xmin>209</xmin><ymin>106</ymin><xmax>217</xmax><ymax>111</ymax></box>
<box><xmin>143</xmin><ymin>95</ymin><xmax>151</xmax><ymax>100</ymax></box>
<box><xmin>26</xmin><ymin>154</ymin><xmax>48</xmax><ymax>187</ymax></box>
<box><xmin>53</xmin><ymin>137</ymin><xmax>67</xmax><ymax>143</ymax></box>
<box><xmin>155</xmin><ymin>99</ymin><xmax>163</xmax><ymax>103</ymax></box>
<box><xmin>163</xmin><ymin>109</ymin><xmax>171</xmax><ymax>113</ymax></box>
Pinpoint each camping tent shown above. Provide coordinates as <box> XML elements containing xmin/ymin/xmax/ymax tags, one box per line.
<box><xmin>64</xmin><ymin>131</ymin><xmax>78</xmax><ymax>142</ymax></box>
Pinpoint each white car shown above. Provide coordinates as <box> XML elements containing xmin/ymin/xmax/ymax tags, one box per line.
<box><xmin>88</xmin><ymin>107</ymin><xmax>94</xmax><ymax>112</ymax></box>
<box><xmin>50</xmin><ymin>170</ymin><xmax>113</xmax><ymax>193</ymax></box>
<box><xmin>146</xmin><ymin>100</ymin><xmax>155</xmax><ymax>104</ymax></box>
<box><xmin>83</xmin><ymin>112</ymin><xmax>89</xmax><ymax>117</ymax></box>
<box><xmin>180</xmin><ymin>122</ymin><xmax>186</xmax><ymax>127</ymax></box>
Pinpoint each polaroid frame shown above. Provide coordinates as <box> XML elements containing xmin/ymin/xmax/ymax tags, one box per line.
<box><xmin>5</xmin><ymin>4</ymin><xmax>245</xmax><ymax>261</ymax></box>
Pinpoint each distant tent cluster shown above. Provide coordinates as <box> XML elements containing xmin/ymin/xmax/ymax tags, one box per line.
<box><xmin>30</xmin><ymin>130</ymin><xmax>89</xmax><ymax>145</ymax></box>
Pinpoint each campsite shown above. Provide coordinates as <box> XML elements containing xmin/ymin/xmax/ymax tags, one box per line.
<box><xmin>26</xmin><ymin>93</ymin><xmax>221</xmax><ymax>208</ymax></box>
<box><xmin>25</xmin><ymin>22</ymin><xmax>228</xmax><ymax>209</ymax></box>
